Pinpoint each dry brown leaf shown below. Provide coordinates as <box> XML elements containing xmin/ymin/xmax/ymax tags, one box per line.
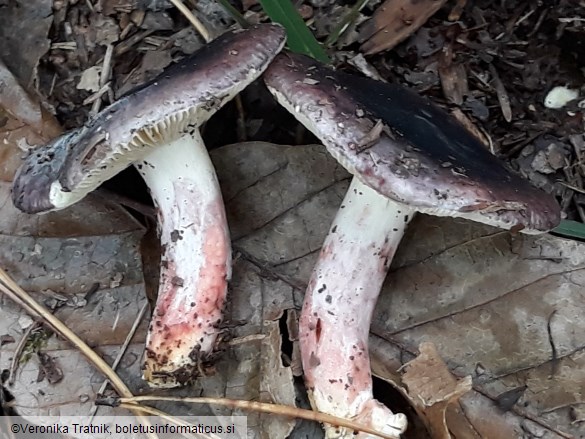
<box><xmin>359</xmin><ymin>0</ymin><xmax>448</xmax><ymax>55</ymax></box>
<box><xmin>0</xmin><ymin>180</ymin><xmax>147</xmax><ymax>418</ymax></box>
<box><xmin>0</xmin><ymin>0</ymin><xmax>53</xmax><ymax>89</ymax></box>
<box><xmin>259</xmin><ymin>321</ymin><xmax>297</xmax><ymax>437</ymax></box>
<box><xmin>369</xmin><ymin>216</ymin><xmax>585</xmax><ymax>438</ymax></box>
<box><xmin>0</xmin><ymin>143</ymin><xmax>311</xmax><ymax>437</ymax></box>
<box><xmin>0</xmin><ymin>61</ymin><xmax>62</xmax><ymax>182</ymax></box>
<box><xmin>401</xmin><ymin>342</ymin><xmax>472</xmax><ymax>439</ymax></box>
<box><xmin>438</xmin><ymin>45</ymin><xmax>469</xmax><ymax>106</ymax></box>
<box><xmin>439</xmin><ymin>63</ymin><xmax>468</xmax><ymax>105</ymax></box>
<box><xmin>0</xmin><ymin>60</ymin><xmax>49</xmax><ymax>134</ymax></box>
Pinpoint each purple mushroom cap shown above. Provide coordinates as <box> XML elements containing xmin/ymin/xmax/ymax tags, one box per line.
<box><xmin>264</xmin><ymin>52</ymin><xmax>560</xmax><ymax>233</ymax></box>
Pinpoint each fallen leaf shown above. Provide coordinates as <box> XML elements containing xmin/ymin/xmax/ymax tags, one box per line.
<box><xmin>359</xmin><ymin>0</ymin><xmax>448</xmax><ymax>55</ymax></box>
<box><xmin>0</xmin><ymin>0</ymin><xmax>53</xmax><ymax>89</ymax></box>
<box><xmin>0</xmin><ymin>62</ymin><xmax>62</xmax><ymax>183</ymax></box>
<box><xmin>531</xmin><ymin>142</ymin><xmax>567</xmax><ymax>175</ymax></box>
<box><xmin>220</xmin><ymin>142</ymin><xmax>585</xmax><ymax>438</ymax></box>
<box><xmin>0</xmin><ymin>60</ymin><xmax>61</xmax><ymax>143</ymax></box>
<box><xmin>370</xmin><ymin>215</ymin><xmax>585</xmax><ymax>438</ymax></box>
<box><xmin>92</xmin><ymin>14</ymin><xmax>121</xmax><ymax>46</ymax></box>
<box><xmin>401</xmin><ymin>342</ymin><xmax>472</xmax><ymax>439</ymax></box>
<box><xmin>259</xmin><ymin>321</ymin><xmax>296</xmax><ymax>437</ymax></box>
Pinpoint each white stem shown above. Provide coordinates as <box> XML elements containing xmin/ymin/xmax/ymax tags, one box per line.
<box><xmin>300</xmin><ymin>177</ymin><xmax>411</xmax><ymax>438</ymax></box>
<box><xmin>138</xmin><ymin>131</ymin><xmax>231</xmax><ymax>388</ymax></box>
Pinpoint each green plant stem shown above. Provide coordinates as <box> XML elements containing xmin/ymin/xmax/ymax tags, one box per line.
<box><xmin>325</xmin><ymin>0</ymin><xmax>369</xmax><ymax>47</ymax></box>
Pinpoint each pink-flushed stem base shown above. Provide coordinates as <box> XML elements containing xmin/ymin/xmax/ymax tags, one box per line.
<box><xmin>138</xmin><ymin>132</ymin><xmax>231</xmax><ymax>388</ymax></box>
<box><xmin>301</xmin><ymin>178</ymin><xmax>411</xmax><ymax>438</ymax></box>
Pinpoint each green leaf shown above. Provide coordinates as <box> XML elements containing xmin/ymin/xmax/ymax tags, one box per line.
<box><xmin>552</xmin><ymin>219</ymin><xmax>585</xmax><ymax>240</ymax></box>
<box><xmin>258</xmin><ymin>0</ymin><xmax>330</xmax><ymax>63</ymax></box>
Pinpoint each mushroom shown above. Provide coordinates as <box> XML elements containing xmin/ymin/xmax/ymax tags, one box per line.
<box><xmin>11</xmin><ymin>24</ymin><xmax>287</xmax><ymax>387</ymax></box>
<box><xmin>263</xmin><ymin>52</ymin><xmax>560</xmax><ymax>437</ymax></box>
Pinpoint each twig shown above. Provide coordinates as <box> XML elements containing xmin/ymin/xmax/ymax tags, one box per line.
<box><xmin>558</xmin><ymin>17</ymin><xmax>585</xmax><ymax>23</ymax></box>
<box><xmin>117</xmin><ymin>404</ymin><xmax>220</xmax><ymax>439</ymax></box>
<box><xmin>527</xmin><ymin>7</ymin><xmax>549</xmax><ymax>37</ymax></box>
<box><xmin>7</xmin><ymin>321</ymin><xmax>41</xmax><ymax>386</ymax></box>
<box><xmin>169</xmin><ymin>0</ymin><xmax>211</xmax><ymax>43</ymax></box>
<box><xmin>227</xmin><ymin>333</ymin><xmax>266</xmax><ymax>345</ymax></box>
<box><xmin>215</xmin><ymin>0</ymin><xmax>250</xmax><ymax>28</ymax></box>
<box><xmin>503</xmin><ymin>130</ymin><xmax>547</xmax><ymax>158</ymax></box>
<box><xmin>113</xmin><ymin>395</ymin><xmax>401</xmax><ymax>439</ymax></box>
<box><xmin>88</xmin><ymin>302</ymin><xmax>149</xmax><ymax>420</ymax></box>
<box><xmin>0</xmin><ymin>267</ymin><xmax>155</xmax><ymax>438</ymax></box>
<box><xmin>0</xmin><ymin>269</ymin><xmax>129</xmax><ymax>392</ymax></box>
<box><xmin>557</xmin><ymin>181</ymin><xmax>585</xmax><ymax>195</ymax></box>
<box><xmin>91</xmin><ymin>44</ymin><xmax>115</xmax><ymax>114</ymax></box>
<box><xmin>488</xmin><ymin>64</ymin><xmax>512</xmax><ymax>123</ymax></box>
<box><xmin>515</xmin><ymin>7</ymin><xmax>536</xmax><ymax>27</ymax></box>
<box><xmin>115</xmin><ymin>30</ymin><xmax>155</xmax><ymax>56</ymax></box>
<box><xmin>546</xmin><ymin>310</ymin><xmax>559</xmax><ymax>377</ymax></box>
<box><xmin>235</xmin><ymin>95</ymin><xmax>247</xmax><ymax>142</ymax></box>
<box><xmin>542</xmin><ymin>401</ymin><xmax>585</xmax><ymax>414</ymax></box>
<box><xmin>325</xmin><ymin>0</ymin><xmax>369</xmax><ymax>47</ymax></box>
<box><xmin>83</xmin><ymin>83</ymin><xmax>111</xmax><ymax>106</ymax></box>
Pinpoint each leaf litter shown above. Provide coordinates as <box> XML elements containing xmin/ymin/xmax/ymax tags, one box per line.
<box><xmin>1</xmin><ymin>139</ymin><xmax>584</xmax><ymax>437</ymax></box>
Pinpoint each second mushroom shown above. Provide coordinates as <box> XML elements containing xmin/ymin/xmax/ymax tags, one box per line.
<box><xmin>264</xmin><ymin>52</ymin><xmax>560</xmax><ymax>438</ymax></box>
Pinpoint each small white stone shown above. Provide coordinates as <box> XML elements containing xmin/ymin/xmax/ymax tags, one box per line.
<box><xmin>544</xmin><ymin>86</ymin><xmax>579</xmax><ymax>109</ymax></box>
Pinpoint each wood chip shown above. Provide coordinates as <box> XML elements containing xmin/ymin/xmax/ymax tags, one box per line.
<box><xmin>488</xmin><ymin>63</ymin><xmax>512</xmax><ymax>122</ymax></box>
<box><xmin>438</xmin><ymin>44</ymin><xmax>469</xmax><ymax>105</ymax></box>
<box><xmin>448</xmin><ymin>0</ymin><xmax>468</xmax><ymax>21</ymax></box>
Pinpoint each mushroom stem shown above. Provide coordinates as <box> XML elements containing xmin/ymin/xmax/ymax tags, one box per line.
<box><xmin>138</xmin><ymin>131</ymin><xmax>231</xmax><ymax>388</ymax></box>
<box><xmin>301</xmin><ymin>177</ymin><xmax>411</xmax><ymax>438</ymax></box>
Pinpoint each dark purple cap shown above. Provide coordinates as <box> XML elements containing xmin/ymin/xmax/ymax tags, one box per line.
<box><xmin>12</xmin><ymin>24</ymin><xmax>286</xmax><ymax>214</ymax></box>
<box><xmin>264</xmin><ymin>52</ymin><xmax>560</xmax><ymax>233</ymax></box>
